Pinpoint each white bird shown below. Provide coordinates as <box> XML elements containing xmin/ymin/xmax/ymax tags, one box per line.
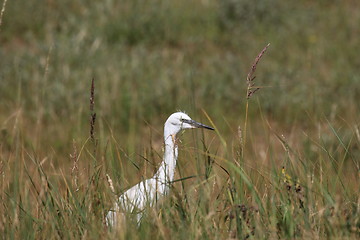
<box><xmin>106</xmin><ymin>112</ymin><xmax>214</xmax><ymax>226</ymax></box>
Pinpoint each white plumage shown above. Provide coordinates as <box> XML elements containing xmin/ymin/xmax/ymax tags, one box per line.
<box><xmin>106</xmin><ymin>112</ymin><xmax>214</xmax><ymax>226</ymax></box>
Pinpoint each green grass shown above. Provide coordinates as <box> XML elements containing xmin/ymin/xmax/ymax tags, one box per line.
<box><xmin>1</xmin><ymin>0</ymin><xmax>359</xmax><ymax>239</ymax></box>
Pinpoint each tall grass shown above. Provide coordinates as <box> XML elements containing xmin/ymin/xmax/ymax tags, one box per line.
<box><xmin>1</xmin><ymin>0</ymin><xmax>359</xmax><ymax>239</ymax></box>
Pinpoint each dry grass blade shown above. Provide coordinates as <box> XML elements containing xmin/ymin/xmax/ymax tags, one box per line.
<box><xmin>70</xmin><ymin>140</ymin><xmax>79</xmax><ymax>191</ymax></box>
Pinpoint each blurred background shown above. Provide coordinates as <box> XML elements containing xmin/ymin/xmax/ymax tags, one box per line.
<box><xmin>0</xmin><ymin>0</ymin><xmax>359</xmax><ymax>237</ymax></box>
<box><xmin>1</xmin><ymin>0</ymin><xmax>359</xmax><ymax>168</ymax></box>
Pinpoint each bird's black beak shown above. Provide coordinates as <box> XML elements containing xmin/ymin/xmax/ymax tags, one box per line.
<box><xmin>182</xmin><ymin>119</ymin><xmax>214</xmax><ymax>130</ymax></box>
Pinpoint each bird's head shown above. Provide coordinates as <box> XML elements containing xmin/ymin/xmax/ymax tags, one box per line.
<box><xmin>164</xmin><ymin>112</ymin><xmax>214</xmax><ymax>136</ymax></box>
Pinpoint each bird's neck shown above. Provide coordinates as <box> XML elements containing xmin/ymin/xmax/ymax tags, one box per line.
<box><xmin>155</xmin><ymin>133</ymin><xmax>178</xmax><ymax>185</ymax></box>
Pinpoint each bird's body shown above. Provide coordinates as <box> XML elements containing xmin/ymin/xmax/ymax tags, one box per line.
<box><xmin>106</xmin><ymin>112</ymin><xmax>213</xmax><ymax>226</ymax></box>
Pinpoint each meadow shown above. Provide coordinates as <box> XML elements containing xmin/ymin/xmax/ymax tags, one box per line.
<box><xmin>0</xmin><ymin>0</ymin><xmax>359</xmax><ymax>239</ymax></box>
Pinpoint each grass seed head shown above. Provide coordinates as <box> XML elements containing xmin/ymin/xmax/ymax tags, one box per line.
<box><xmin>246</xmin><ymin>43</ymin><xmax>270</xmax><ymax>99</ymax></box>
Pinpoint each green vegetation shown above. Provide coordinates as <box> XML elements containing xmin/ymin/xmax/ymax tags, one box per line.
<box><xmin>1</xmin><ymin>0</ymin><xmax>359</xmax><ymax>239</ymax></box>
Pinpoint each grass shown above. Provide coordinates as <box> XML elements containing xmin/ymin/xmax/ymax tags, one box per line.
<box><xmin>1</xmin><ymin>0</ymin><xmax>360</xmax><ymax>239</ymax></box>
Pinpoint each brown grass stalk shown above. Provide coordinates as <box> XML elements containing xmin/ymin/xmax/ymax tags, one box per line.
<box><xmin>243</xmin><ymin>43</ymin><xmax>270</xmax><ymax>156</ymax></box>
<box><xmin>90</xmin><ymin>78</ymin><xmax>96</xmax><ymax>143</ymax></box>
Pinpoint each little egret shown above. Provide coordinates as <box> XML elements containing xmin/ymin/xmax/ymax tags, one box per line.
<box><xmin>106</xmin><ymin>112</ymin><xmax>214</xmax><ymax>226</ymax></box>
